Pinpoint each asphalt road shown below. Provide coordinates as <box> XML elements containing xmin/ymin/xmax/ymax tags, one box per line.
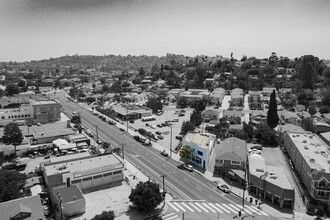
<box><xmin>56</xmin><ymin>91</ymin><xmax>243</xmax><ymax>206</ymax></box>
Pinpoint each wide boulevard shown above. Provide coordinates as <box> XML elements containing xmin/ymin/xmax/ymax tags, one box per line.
<box><xmin>56</xmin><ymin>90</ymin><xmax>244</xmax><ymax>207</ymax></box>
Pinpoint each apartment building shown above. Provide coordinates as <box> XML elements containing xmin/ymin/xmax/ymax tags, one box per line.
<box><xmin>181</xmin><ymin>132</ymin><xmax>216</xmax><ymax>170</ymax></box>
<box><xmin>284</xmin><ymin>132</ymin><xmax>330</xmax><ymax>214</ymax></box>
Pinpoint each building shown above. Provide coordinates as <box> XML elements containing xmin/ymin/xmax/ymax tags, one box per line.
<box><xmin>51</xmin><ymin>185</ymin><xmax>86</xmax><ymax>218</ymax></box>
<box><xmin>214</xmin><ymin>137</ymin><xmax>247</xmax><ymax>185</ymax></box>
<box><xmin>201</xmin><ymin>109</ymin><xmax>220</xmax><ymax>122</ymax></box>
<box><xmin>0</xmin><ymin>195</ymin><xmax>44</xmax><ymax>220</ymax></box>
<box><xmin>313</xmin><ymin>117</ymin><xmax>330</xmax><ymax>134</ymax></box>
<box><xmin>112</xmin><ymin>104</ymin><xmax>152</xmax><ymax>120</ymax></box>
<box><xmin>277</xmin><ymin>124</ymin><xmax>305</xmax><ymax>145</ymax></box>
<box><xmin>42</xmin><ymin>154</ymin><xmax>125</xmax><ymax>190</ymax></box>
<box><xmin>278</xmin><ymin>110</ymin><xmax>302</xmax><ymax>126</ymax></box>
<box><xmin>284</xmin><ymin>132</ymin><xmax>330</xmax><ymax>214</ymax></box>
<box><xmin>31</xmin><ymin>128</ymin><xmax>76</xmax><ymax>145</ymax></box>
<box><xmin>248</xmin><ymin>154</ymin><xmax>295</xmax><ymax>209</ymax></box>
<box><xmin>248</xmin><ymin>92</ymin><xmax>262</xmax><ymax>109</ymax></box>
<box><xmin>181</xmin><ymin>132</ymin><xmax>216</xmax><ymax>170</ymax></box>
<box><xmin>210</xmin><ymin>88</ymin><xmax>226</xmax><ymax>105</ymax></box>
<box><xmin>230</xmin><ymin>88</ymin><xmax>244</xmax><ymax>107</ymax></box>
<box><xmin>320</xmin><ymin>132</ymin><xmax>330</xmax><ymax>147</ymax></box>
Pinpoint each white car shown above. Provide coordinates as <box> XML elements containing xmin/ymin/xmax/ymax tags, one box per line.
<box><xmin>217</xmin><ymin>184</ymin><xmax>231</xmax><ymax>193</ymax></box>
<box><xmin>150</xmin><ymin>125</ymin><xmax>156</xmax><ymax>129</ymax></box>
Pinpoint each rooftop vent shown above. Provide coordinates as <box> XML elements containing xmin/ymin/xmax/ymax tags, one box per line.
<box><xmin>310</xmin><ymin>158</ymin><xmax>315</xmax><ymax>163</ymax></box>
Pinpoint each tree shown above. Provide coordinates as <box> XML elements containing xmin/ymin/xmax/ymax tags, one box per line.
<box><xmin>176</xmin><ymin>96</ymin><xmax>188</xmax><ymax>108</ymax></box>
<box><xmin>2</xmin><ymin>123</ymin><xmax>23</xmax><ymax>157</ymax></box>
<box><xmin>70</xmin><ymin>115</ymin><xmax>81</xmax><ymax>124</ymax></box>
<box><xmin>91</xmin><ymin>211</ymin><xmax>115</xmax><ymax>220</ymax></box>
<box><xmin>243</xmin><ymin>122</ymin><xmax>254</xmax><ymax>141</ymax></box>
<box><xmin>139</xmin><ymin>67</ymin><xmax>145</xmax><ymax>76</ymax></box>
<box><xmin>6</xmin><ymin>84</ymin><xmax>20</xmax><ymax>96</ymax></box>
<box><xmin>0</xmin><ymin>169</ymin><xmax>26</xmax><ymax>203</ymax></box>
<box><xmin>319</xmin><ymin>106</ymin><xmax>330</xmax><ymax>114</ymax></box>
<box><xmin>267</xmin><ymin>90</ymin><xmax>279</xmax><ymax>129</ymax></box>
<box><xmin>17</xmin><ymin>80</ymin><xmax>26</xmax><ymax>87</ymax></box>
<box><xmin>181</xmin><ymin>121</ymin><xmax>195</xmax><ymax>135</ymax></box>
<box><xmin>269</xmin><ymin>52</ymin><xmax>279</xmax><ymax>64</ymax></box>
<box><xmin>302</xmin><ymin>117</ymin><xmax>314</xmax><ymax>132</ymax></box>
<box><xmin>129</xmin><ymin>181</ymin><xmax>162</xmax><ymax>211</ymax></box>
<box><xmin>180</xmin><ymin>145</ymin><xmax>194</xmax><ymax>159</ymax></box>
<box><xmin>256</xmin><ymin>124</ymin><xmax>278</xmax><ymax>146</ymax></box>
<box><xmin>146</xmin><ymin>98</ymin><xmax>163</xmax><ymax>113</ymax></box>
<box><xmin>190</xmin><ymin>111</ymin><xmax>203</xmax><ymax>127</ymax></box>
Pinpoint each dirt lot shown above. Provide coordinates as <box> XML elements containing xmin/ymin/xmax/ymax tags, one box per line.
<box><xmin>129</xmin><ymin>105</ymin><xmax>194</xmax><ymax>152</ymax></box>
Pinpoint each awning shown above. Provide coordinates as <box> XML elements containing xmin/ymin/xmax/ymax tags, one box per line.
<box><xmin>230</xmin><ymin>169</ymin><xmax>245</xmax><ymax>180</ymax></box>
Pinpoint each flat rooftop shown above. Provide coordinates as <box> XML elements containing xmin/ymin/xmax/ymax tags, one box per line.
<box><xmin>44</xmin><ymin>154</ymin><xmax>123</xmax><ymax>176</ymax></box>
<box><xmin>183</xmin><ymin>132</ymin><xmax>215</xmax><ymax>150</ymax></box>
<box><xmin>31</xmin><ymin>99</ymin><xmax>59</xmax><ymax>105</ymax></box>
<box><xmin>249</xmin><ymin>154</ymin><xmax>292</xmax><ymax>189</ymax></box>
<box><xmin>287</xmin><ymin>132</ymin><xmax>330</xmax><ymax>172</ymax></box>
<box><xmin>52</xmin><ymin>185</ymin><xmax>84</xmax><ymax>204</ymax></box>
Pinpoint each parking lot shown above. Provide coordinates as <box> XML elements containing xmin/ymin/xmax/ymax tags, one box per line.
<box><xmin>129</xmin><ymin>106</ymin><xmax>194</xmax><ymax>152</ymax></box>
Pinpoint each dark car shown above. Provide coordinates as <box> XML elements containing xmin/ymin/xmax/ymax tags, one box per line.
<box><xmin>157</xmin><ymin>124</ymin><xmax>162</xmax><ymax>128</ymax></box>
<box><xmin>133</xmin><ymin>136</ymin><xmax>140</xmax><ymax>142</ymax></box>
<box><xmin>157</xmin><ymin>135</ymin><xmax>164</xmax><ymax>140</ymax></box>
<box><xmin>119</xmin><ymin>127</ymin><xmax>126</xmax><ymax>132</ymax></box>
<box><xmin>178</xmin><ymin>113</ymin><xmax>185</xmax><ymax>117</ymax></box>
<box><xmin>129</xmin><ymin>120</ymin><xmax>134</xmax><ymax>123</ymax></box>
<box><xmin>156</xmin><ymin>131</ymin><xmax>161</xmax><ymax>135</ymax></box>
<box><xmin>176</xmin><ymin>136</ymin><xmax>182</xmax><ymax>140</ymax></box>
<box><xmin>143</xmin><ymin>142</ymin><xmax>152</xmax><ymax>147</ymax></box>
<box><xmin>160</xmin><ymin>150</ymin><xmax>169</xmax><ymax>157</ymax></box>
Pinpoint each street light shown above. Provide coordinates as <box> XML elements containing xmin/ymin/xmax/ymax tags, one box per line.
<box><xmin>170</xmin><ymin>126</ymin><xmax>173</xmax><ymax>158</ymax></box>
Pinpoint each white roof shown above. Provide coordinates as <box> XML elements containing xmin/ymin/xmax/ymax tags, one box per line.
<box><xmin>52</xmin><ymin>139</ymin><xmax>68</xmax><ymax>147</ymax></box>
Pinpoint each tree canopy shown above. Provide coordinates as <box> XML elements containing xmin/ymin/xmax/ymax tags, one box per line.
<box><xmin>267</xmin><ymin>90</ymin><xmax>279</xmax><ymax>129</ymax></box>
<box><xmin>2</xmin><ymin>123</ymin><xmax>23</xmax><ymax>156</ymax></box>
<box><xmin>70</xmin><ymin>115</ymin><xmax>81</xmax><ymax>124</ymax></box>
<box><xmin>0</xmin><ymin>169</ymin><xmax>26</xmax><ymax>203</ymax></box>
<box><xmin>146</xmin><ymin>98</ymin><xmax>163</xmax><ymax>113</ymax></box>
<box><xmin>181</xmin><ymin>121</ymin><xmax>195</xmax><ymax>136</ymax></box>
<box><xmin>5</xmin><ymin>84</ymin><xmax>20</xmax><ymax>96</ymax></box>
<box><xmin>180</xmin><ymin>145</ymin><xmax>194</xmax><ymax>159</ymax></box>
<box><xmin>190</xmin><ymin>110</ymin><xmax>203</xmax><ymax>127</ymax></box>
<box><xmin>129</xmin><ymin>181</ymin><xmax>163</xmax><ymax>211</ymax></box>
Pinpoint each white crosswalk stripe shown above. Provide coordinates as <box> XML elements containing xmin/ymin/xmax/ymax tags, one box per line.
<box><xmin>248</xmin><ymin>206</ymin><xmax>269</xmax><ymax>216</ymax></box>
<box><xmin>202</xmin><ymin>203</ymin><xmax>216</xmax><ymax>213</ymax></box>
<box><xmin>216</xmin><ymin>203</ymin><xmax>231</xmax><ymax>213</ymax></box>
<box><xmin>229</xmin><ymin>204</ymin><xmax>245</xmax><ymax>215</ymax></box>
<box><xmin>245</xmin><ymin>205</ymin><xmax>257</xmax><ymax>213</ymax></box>
<box><xmin>189</xmin><ymin>202</ymin><xmax>202</xmax><ymax>212</ymax></box>
<box><xmin>166</xmin><ymin>215</ymin><xmax>180</xmax><ymax>220</ymax></box>
<box><xmin>168</xmin><ymin>203</ymin><xmax>180</xmax><ymax>212</ymax></box>
<box><xmin>163</xmin><ymin>213</ymin><xmax>176</xmax><ymax>218</ymax></box>
<box><xmin>208</xmin><ymin>203</ymin><xmax>223</xmax><ymax>213</ymax></box>
<box><xmin>237</xmin><ymin>205</ymin><xmax>252</xmax><ymax>214</ymax></box>
<box><xmin>181</xmin><ymin>202</ymin><xmax>194</xmax><ymax>212</ymax></box>
<box><xmin>173</xmin><ymin>202</ymin><xmax>186</xmax><ymax>212</ymax></box>
<box><xmin>221</xmin><ymin>204</ymin><xmax>236</xmax><ymax>213</ymax></box>
<box><xmin>195</xmin><ymin>202</ymin><xmax>209</xmax><ymax>212</ymax></box>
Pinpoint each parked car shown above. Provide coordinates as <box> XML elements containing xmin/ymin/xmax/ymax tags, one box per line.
<box><xmin>288</xmin><ymin>159</ymin><xmax>295</xmax><ymax>170</ymax></box>
<box><xmin>119</xmin><ymin>127</ymin><xmax>126</xmax><ymax>131</ymax></box>
<box><xmin>129</xmin><ymin>120</ymin><xmax>134</xmax><ymax>123</ymax></box>
<box><xmin>86</xmin><ymin>130</ymin><xmax>94</xmax><ymax>137</ymax></box>
<box><xmin>157</xmin><ymin>124</ymin><xmax>162</xmax><ymax>128</ymax></box>
<box><xmin>180</xmin><ymin>109</ymin><xmax>186</xmax><ymax>113</ymax></box>
<box><xmin>175</xmin><ymin>136</ymin><xmax>182</xmax><ymax>140</ymax></box>
<box><xmin>178</xmin><ymin>113</ymin><xmax>185</xmax><ymax>117</ymax></box>
<box><xmin>133</xmin><ymin>136</ymin><xmax>141</xmax><ymax>142</ymax></box>
<box><xmin>96</xmin><ymin>139</ymin><xmax>103</xmax><ymax>144</ymax></box>
<box><xmin>217</xmin><ymin>184</ymin><xmax>231</xmax><ymax>193</ymax></box>
<box><xmin>157</xmin><ymin>135</ymin><xmax>164</xmax><ymax>140</ymax></box>
<box><xmin>44</xmin><ymin>155</ymin><xmax>50</xmax><ymax>159</ymax></box>
<box><xmin>156</xmin><ymin>131</ymin><xmax>161</xmax><ymax>135</ymax></box>
<box><xmin>160</xmin><ymin>150</ymin><xmax>169</xmax><ymax>157</ymax></box>
<box><xmin>177</xmin><ymin>163</ymin><xmax>193</xmax><ymax>172</ymax></box>
<box><xmin>150</xmin><ymin>125</ymin><xmax>156</xmax><ymax>129</ymax></box>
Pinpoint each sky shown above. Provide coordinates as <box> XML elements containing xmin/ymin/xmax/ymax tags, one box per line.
<box><xmin>0</xmin><ymin>0</ymin><xmax>330</xmax><ymax>62</ymax></box>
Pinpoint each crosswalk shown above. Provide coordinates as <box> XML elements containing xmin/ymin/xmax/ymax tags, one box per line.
<box><xmin>163</xmin><ymin>201</ymin><xmax>268</xmax><ymax>220</ymax></box>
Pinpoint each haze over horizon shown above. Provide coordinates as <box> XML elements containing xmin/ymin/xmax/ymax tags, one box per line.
<box><xmin>1</xmin><ymin>0</ymin><xmax>330</xmax><ymax>62</ymax></box>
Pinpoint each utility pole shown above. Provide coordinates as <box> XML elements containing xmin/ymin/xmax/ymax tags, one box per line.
<box><xmin>170</xmin><ymin>126</ymin><xmax>173</xmax><ymax>158</ymax></box>
<box><xmin>95</xmin><ymin>125</ymin><xmax>99</xmax><ymax>142</ymax></box>
<box><xmin>126</xmin><ymin>105</ymin><xmax>129</xmax><ymax>132</ymax></box>
<box><xmin>122</xmin><ymin>144</ymin><xmax>125</xmax><ymax>160</ymax></box>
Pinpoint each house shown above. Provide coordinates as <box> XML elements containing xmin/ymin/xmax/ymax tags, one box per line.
<box><xmin>41</xmin><ymin>154</ymin><xmax>125</xmax><ymax>190</ymax></box>
<box><xmin>313</xmin><ymin>117</ymin><xmax>330</xmax><ymax>134</ymax></box>
<box><xmin>0</xmin><ymin>195</ymin><xmax>44</xmax><ymax>220</ymax></box>
<box><xmin>323</xmin><ymin>113</ymin><xmax>330</xmax><ymax>125</ymax></box>
<box><xmin>201</xmin><ymin>109</ymin><xmax>220</xmax><ymax>122</ymax></box>
<box><xmin>210</xmin><ymin>88</ymin><xmax>226</xmax><ymax>105</ymax></box>
<box><xmin>51</xmin><ymin>185</ymin><xmax>86</xmax><ymax>218</ymax></box>
<box><xmin>181</xmin><ymin>132</ymin><xmax>216</xmax><ymax>170</ymax></box>
<box><xmin>230</xmin><ymin>88</ymin><xmax>244</xmax><ymax>107</ymax></box>
<box><xmin>262</xmin><ymin>87</ymin><xmax>276</xmax><ymax>97</ymax></box>
<box><xmin>284</xmin><ymin>132</ymin><xmax>330</xmax><ymax>215</ymax></box>
<box><xmin>278</xmin><ymin>110</ymin><xmax>302</xmax><ymax>126</ymax></box>
<box><xmin>167</xmin><ymin>89</ymin><xmax>183</xmax><ymax>98</ymax></box>
<box><xmin>248</xmin><ymin>92</ymin><xmax>262</xmax><ymax>109</ymax></box>
<box><xmin>214</xmin><ymin>137</ymin><xmax>247</xmax><ymax>185</ymax></box>
<box><xmin>250</xmin><ymin>110</ymin><xmax>267</xmax><ymax>125</ymax></box>
<box><xmin>320</xmin><ymin>132</ymin><xmax>330</xmax><ymax>147</ymax></box>
<box><xmin>248</xmin><ymin>154</ymin><xmax>295</xmax><ymax>209</ymax></box>
<box><xmin>223</xmin><ymin>110</ymin><xmax>242</xmax><ymax>124</ymax></box>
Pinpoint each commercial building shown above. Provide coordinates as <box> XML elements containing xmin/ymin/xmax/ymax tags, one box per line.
<box><xmin>51</xmin><ymin>185</ymin><xmax>86</xmax><ymax>218</ymax></box>
<box><xmin>0</xmin><ymin>195</ymin><xmax>44</xmax><ymax>220</ymax></box>
<box><xmin>112</xmin><ymin>104</ymin><xmax>152</xmax><ymax>120</ymax></box>
<box><xmin>214</xmin><ymin>137</ymin><xmax>247</xmax><ymax>185</ymax></box>
<box><xmin>181</xmin><ymin>132</ymin><xmax>216</xmax><ymax>170</ymax></box>
<box><xmin>30</xmin><ymin>99</ymin><xmax>61</xmax><ymax>124</ymax></box>
<box><xmin>248</xmin><ymin>154</ymin><xmax>295</xmax><ymax>209</ymax></box>
<box><xmin>42</xmin><ymin>154</ymin><xmax>125</xmax><ymax>191</ymax></box>
<box><xmin>284</xmin><ymin>132</ymin><xmax>330</xmax><ymax>214</ymax></box>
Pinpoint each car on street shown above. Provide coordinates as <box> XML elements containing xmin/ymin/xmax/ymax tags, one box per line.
<box><xmin>157</xmin><ymin>135</ymin><xmax>164</xmax><ymax>140</ymax></box>
<box><xmin>150</xmin><ymin>125</ymin><xmax>156</xmax><ymax>129</ymax></box>
<box><xmin>160</xmin><ymin>150</ymin><xmax>169</xmax><ymax>157</ymax></box>
<box><xmin>178</xmin><ymin>163</ymin><xmax>193</xmax><ymax>172</ymax></box>
<box><xmin>156</xmin><ymin>131</ymin><xmax>161</xmax><ymax>135</ymax></box>
<box><xmin>288</xmin><ymin>159</ymin><xmax>294</xmax><ymax>170</ymax></box>
<box><xmin>175</xmin><ymin>136</ymin><xmax>182</xmax><ymax>140</ymax></box>
<box><xmin>86</xmin><ymin>130</ymin><xmax>94</xmax><ymax>137</ymax></box>
<box><xmin>217</xmin><ymin>184</ymin><xmax>231</xmax><ymax>193</ymax></box>
<box><xmin>119</xmin><ymin>127</ymin><xmax>126</xmax><ymax>131</ymax></box>
<box><xmin>96</xmin><ymin>139</ymin><xmax>103</xmax><ymax>144</ymax></box>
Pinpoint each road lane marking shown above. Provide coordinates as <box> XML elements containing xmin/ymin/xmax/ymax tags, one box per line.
<box><xmin>248</xmin><ymin>206</ymin><xmax>269</xmax><ymax>216</ymax></box>
<box><xmin>195</xmin><ymin>203</ymin><xmax>209</xmax><ymax>212</ymax></box>
<box><xmin>202</xmin><ymin>203</ymin><xmax>216</xmax><ymax>213</ymax></box>
<box><xmin>222</xmin><ymin>204</ymin><xmax>236</xmax><ymax>213</ymax></box>
<box><xmin>229</xmin><ymin>204</ymin><xmax>245</xmax><ymax>214</ymax></box>
<box><xmin>215</xmin><ymin>203</ymin><xmax>230</xmax><ymax>213</ymax></box>
<box><xmin>236</xmin><ymin>204</ymin><xmax>252</xmax><ymax>214</ymax></box>
<box><xmin>181</xmin><ymin>202</ymin><xmax>194</xmax><ymax>212</ymax></box>
<box><xmin>168</xmin><ymin>203</ymin><xmax>180</xmax><ymax>212</ymax></box>
<box><xmin>163</xmin><ymin>213</ymin><xmax>175</xmax><ymax>218</ymax></box>
<box><xmin>166</xmin><ymin>215</ymin><xmax>180</xmax><ymax>220</ymax></box>
<box><xmin>209</xmin><ymin>203</ymin><xmax>223</xmax><ymax>213</ymax></box>
<box><xmin>189</xmin><ymin>202</ymin><xmax>202</xmax><ymax>212</ymax></box>
<box><xmin>173</xmin><ymin>202</ymin><xmax>186</xmax><ymax>212</ymax></box>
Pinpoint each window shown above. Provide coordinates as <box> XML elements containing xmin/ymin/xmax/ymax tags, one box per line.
<box><xmin>195</xmin><ymin>156</ymin><xmax>201</xmax><ymax>164</ymax></box>
<box><xmin>72</xmin><ymin>179</ymin><xmax>81</xmax><ymax>184</ymax></box>
<box><xmin>215</xmin><ymin>159</ymin><xmax>223</xmax><ymax>164</ymax></box>
<box><xmin>113</xmin><ymin>170</ymin><xmax>122</xmax><ymax>175</ymax></box>
<box><xmin>83</xmin><ymin>177</ymin><xmax>92</xmax><ymax>181</ymax></box>
<box><xmin>197</xmin><ymin>151</ymin><xmax>203</xmax><ymax>156</ymax></box>
<box><xmin>103</xmin><ymin>172</ymin><xmax>112</xmax><ymax>177</ymax></box>
<box><xmin>231</xmin><ymin>160</ymin><xmax>241</xmax><ymax>165</ymax></box>
<box><xmin>93</xmin><ymin>175</ymin><xmax>102</xmax><ymax>179</ymax></box>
